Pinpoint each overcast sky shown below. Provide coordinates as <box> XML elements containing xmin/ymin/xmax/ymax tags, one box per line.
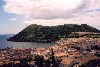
<box><xmin>0</xmin><ymin>0</ymin><xmax>100</xmax><ymax>34</ymax></box>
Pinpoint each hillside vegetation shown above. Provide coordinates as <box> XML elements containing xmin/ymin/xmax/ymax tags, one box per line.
<box><xmin>7</xmin><ymin>24</ymin><xmax>100</xmax><ymax>43</ymax></box>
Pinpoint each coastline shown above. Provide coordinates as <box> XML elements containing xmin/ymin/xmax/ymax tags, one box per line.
<box><xmin>0</xmin><ymin>37</ymin><xmax>100</xmax><ymax>66</ymax></box>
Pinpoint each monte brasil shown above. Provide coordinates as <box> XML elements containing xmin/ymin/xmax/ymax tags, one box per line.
<box><xmin>7</xmin><ymin>24</ymin><xmax>100</xmax><ymax>43</ymax></box>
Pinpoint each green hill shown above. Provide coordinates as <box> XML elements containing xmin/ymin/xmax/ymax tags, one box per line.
<box><xmin>7</xmin><ymin>24</ymin><xmax>100</xmax><ymax>43</ymax></box>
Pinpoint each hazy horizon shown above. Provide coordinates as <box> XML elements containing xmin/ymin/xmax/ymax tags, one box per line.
<box><xmin>0</xmin><ymin>0</ymin><xmax>100</xmax><ymax>34</ymax></box>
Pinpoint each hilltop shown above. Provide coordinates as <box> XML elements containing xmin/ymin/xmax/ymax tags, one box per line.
<box><xmin>7</xmin><ymin>24</ymin><xmax>100</xmax><ymax>43</ymax></box>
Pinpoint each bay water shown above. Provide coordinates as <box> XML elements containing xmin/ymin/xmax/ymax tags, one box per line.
<box><xmin>0</xmin><ymin>34</ymin><xmax>55</xmax><ymax>49</ymax></box>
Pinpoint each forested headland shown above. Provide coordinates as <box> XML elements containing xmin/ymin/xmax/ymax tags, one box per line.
<box><xmin>7</xmin><ymin>24</ymin><xmax>100</xmax><ymax>43</ymax></box>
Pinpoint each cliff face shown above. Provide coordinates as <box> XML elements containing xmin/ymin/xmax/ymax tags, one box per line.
<box><xmin>7</xmin><ymin>24</ymin><xmax>100</xmax><ymax>43</ymax></box>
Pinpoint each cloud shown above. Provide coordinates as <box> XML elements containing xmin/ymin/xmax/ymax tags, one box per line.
<box><xmin>24</xmin><ymin>18</ymin><xmax>68</xmax><ymax>26</ymax></box>
<box><xmin>3</xmin><ymin>0</ymin><xmax>100</xmax><ymax>29</ymax></box>
<box><xmin>4</xmin><ymin>0</ymin><xmax>84</xmax><ymax>19</ymax></box>
<box><xmin>24</xmin><ymin>15</ymin><xmax>100</xmax><ymax>28</ymax></box>
<box><xmin>9</xmin><ymin>18</ymin><xmax>16</xmax><ymax>21</ymax></box>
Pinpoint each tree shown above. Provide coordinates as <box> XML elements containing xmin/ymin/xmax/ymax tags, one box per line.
<box><xmin>34</xmin><ymin>55</ymin><xmax>44</xmax><ymax>67</ymax></box>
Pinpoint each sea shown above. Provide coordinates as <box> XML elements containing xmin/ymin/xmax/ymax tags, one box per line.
<box><xmin>0</xmin><ymin>34</ymin><xmax>55</xmax><ymax>49</ymax></box>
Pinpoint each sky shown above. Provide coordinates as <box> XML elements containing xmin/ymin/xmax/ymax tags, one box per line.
<box><xmin>0</xmin><ymin>0</ymin><xmax>100</xmax><ymax>34</ymax></box>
